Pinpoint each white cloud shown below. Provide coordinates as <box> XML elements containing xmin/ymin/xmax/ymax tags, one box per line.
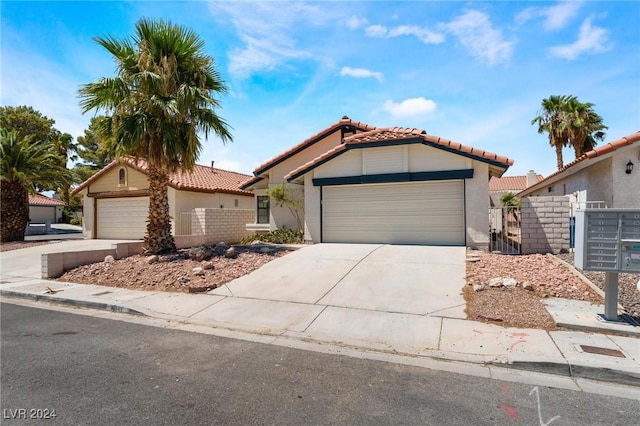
<box><xmin>381</xmin><ymin>97</ymin><xmax>437</xmax><ymax>118</ymax></box>
<box><xmin>516</xmin><ymin>1</ymin><xmax>583</xmax><ymax>30</ymax></box>
<box><xmin>440</xmin><ymin>10</ymin><xmax>514</xmax><ymax>66</ymax></box>
<box><xmin>340</xmin><ymin>67</ymin><xmax>383</xmax><ymax>82</ymax></box>
<box><xmin>209</xmin><ymin>2</ymin><xmax>326</xmax><ymax>79</ymax></box>
<box><xmin>365</xmin><ymin>24</ymin><xmax>444</xmax><ymax>45</ymax></box>
<box><xmin>549</xmin><ymin>17</ymin><xmax>610</xmax><ymax>60</ymax></box>
<box><xmin>347</xmin><ymin>16</ymin><xmax>368</xmax><ymax>30</ymax></box>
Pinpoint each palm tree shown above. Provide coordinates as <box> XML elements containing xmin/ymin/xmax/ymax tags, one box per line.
<box><xmin>564</xmin><ymin>98</ymin><xmax>607</xmax><ymax>158</ymax></box>
<box><xmin>531</xmin><ymin>95</ymin><xmax>573</xmax><ymax>170</ymax></box>
<box><xmin>0</xmin><ymin>129</ymin><xmax>66</xmax><ymax>242</ymax></box>
<box><xmin>79</xmin><ymin>18</ymin><xmax>232</xmax><ymax>253</ymax></box>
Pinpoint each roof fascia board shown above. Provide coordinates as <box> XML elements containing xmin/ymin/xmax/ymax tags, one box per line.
<box><xmin>312</xmin><ymin>169</ymin><xmax>474</xmax><ymax>187</ymax></box>
<box><xmin>422</xmin><ymin>141</ymin><xmax>509</xmax><ymax>170</ymax></box>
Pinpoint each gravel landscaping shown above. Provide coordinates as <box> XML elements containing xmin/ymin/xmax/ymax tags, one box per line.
<box><xmin>0</xmin><ymin>241</ymin><xmax>59</xmax><ymax>252</ymax></box>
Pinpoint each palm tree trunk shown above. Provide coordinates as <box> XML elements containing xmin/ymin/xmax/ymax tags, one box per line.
<box><xmin>1</xmin><ymin>180</ymin><xmax>29</xmax><ymax>242</ymax></box>
<box><xmin>555</xmin><ymin>143</ymin><xmax>564</xmax><ymax>170</ymax></box>
<box><xmin>144</xmin><ymin>165</ymin><xmax>176</xmax><ymax>254</ymax></box>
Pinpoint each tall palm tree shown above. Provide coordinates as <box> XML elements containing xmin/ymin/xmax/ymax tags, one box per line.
<box><xmin>79</xmin><ymin>19</ymin><xmax>232</xmax><ymax>253</ymax></box>
<box><xmin>0</xmin><ymin>129</ymin><xmax>66</xmax><ymax>242</ymax></box>
<box><xmin>531</xmin><ymin>95</ymin><xmax>573</xmax><ymax>170</ymax></box>
<box><xmin>564</xmin><ymin>98</ymin><xmax>607</xmax><ymax>158</ymax></box>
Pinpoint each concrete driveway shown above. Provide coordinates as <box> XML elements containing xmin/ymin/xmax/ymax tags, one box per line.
<box><xmin>211</xmin><ymin>243</ymin><xmax>466</xmax><ymax>318</ymax></box>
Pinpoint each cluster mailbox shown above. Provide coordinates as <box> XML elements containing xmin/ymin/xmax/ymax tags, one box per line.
<box><xmin>575</xmin><ymin>209</ymin><xmax>640</xmax><ymax>273</ymax></box>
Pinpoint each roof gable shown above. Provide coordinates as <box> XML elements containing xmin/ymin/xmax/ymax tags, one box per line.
<box><xmin>285</xmin><ymin>127</ymin><xmax>513</xmax><ymax>181</ymax></box>
<box><xmin>489</xmin><ymin>174</ymin><xmax>543</xmax><ymax>192</ymax></box>
<box><xmin>29</xmin><ymin>193</ymin><xmax>65</xmax><ymax>206</ymax></box>
<box><xmin>72</xmin><ymin>158</ymin><xmax>253</xmax><ymax>196</ymax></box>
<box><xmin>251</xmin><ymin>116</ymin><xmax>376</xmax><ymax>177</ymax></box>
<box><xmin>519</xmin><ymin>131</ymin><xmax>640</xmax><ymax>197</ymax></box>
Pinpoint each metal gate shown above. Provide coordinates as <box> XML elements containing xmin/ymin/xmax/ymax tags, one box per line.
<box><xmin>489</xmin><ymin>207</ymin><xmax>521</xmax><ymax>254</ymax></box>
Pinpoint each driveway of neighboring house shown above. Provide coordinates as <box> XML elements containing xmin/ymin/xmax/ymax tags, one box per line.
<box><xmin>211</xmin><ymin>244</ymin><xmax>467</xmax><ymax>318</ymax></box>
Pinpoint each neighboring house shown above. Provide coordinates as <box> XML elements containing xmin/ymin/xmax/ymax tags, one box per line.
<box><xmin>489</xmin><ymin>171</ymin><xmax>543</xmax><ymax>207</ymax></box>
<box><xmin>28</xmin><ymin>193</ymin><xmax>64</xmax><ymax>224</ymax></box>
<box><xmin>72</xmin><ymin>158</ymin><xmax>254</xmax><ymax>239</ymax></box>
<box><xmin>241</xmin><ymin>116</ymin><xmax>513</xmax><ymax>248</ymax></box>
<box><xmin>519</xmin><ymin>132</ymin><xmax>640</xmax><ymax>209</ymax></box>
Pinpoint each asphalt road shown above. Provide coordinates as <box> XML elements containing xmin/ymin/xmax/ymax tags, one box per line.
<box><xmin>1</xmin><ymin>302</ymin><xmax>637</xmax><ymax>425</ymax></box>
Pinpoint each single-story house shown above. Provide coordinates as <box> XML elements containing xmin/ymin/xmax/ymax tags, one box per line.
<box><xmin>72</xmin><ymin>158</ymin><xmax>254</xmax><ymax>239</ymax></box>
<box><xmin>241</xmin><ymin>116</ymin><xmax>513</xmax><ymax>248</ymax></box>
<box><xmin>489</xmin><ymin>170</ymin><xmax>543</xmax><ymax>207</ymax></box>
<box><xmin>28</xmin><ymin>193</ymin><xmax>64</xmax><ymax>224</ymax></box>
<box><xmin>519</xmin><ymin>132</ymin><xmax>640</xmax><ymax>209</ymax></box>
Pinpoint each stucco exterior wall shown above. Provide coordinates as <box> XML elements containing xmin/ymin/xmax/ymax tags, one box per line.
<box><xmin>465</xmin><ymin>162</ymin><xmax>490</xmax><ymax>250</ymax></box>
<box><xmin>89</xmin><ymin>166</ymin><xmax>149</xmax><ymax>193</ymax></box>
<box><xmin>612</xmin><ymin>148</ymin><xmax>640</xmax><ymax>208</ymax></box>
<box><xmin>80</xmin><ymin>188</ymin><xmax>94</xmax><ymax>238</ymax></box>
<box><xmin>29</xmin><ymin>206</ymin><xmax>62</xmax><ymax>224</ymax></box>
<box><xmin>304</xmin><ymin>173</ymin><xmax>321</xmax><ymax>242</ymax></box>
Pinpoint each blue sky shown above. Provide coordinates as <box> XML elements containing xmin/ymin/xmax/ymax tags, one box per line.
<box><xmin>2</xmin><ymin>1</ymin><xmax>639</xmax><ymax>178</ymax></box>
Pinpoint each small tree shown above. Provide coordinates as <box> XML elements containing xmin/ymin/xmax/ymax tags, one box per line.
<box><xmin>266</xmin><ymin>182</ymin><xmax>304</xmax><ymax>231</ymax></box>
<box><xmin>500</xmin><ymin>192</ymin><xmax>521</xmax><ymax>207</ymax></box>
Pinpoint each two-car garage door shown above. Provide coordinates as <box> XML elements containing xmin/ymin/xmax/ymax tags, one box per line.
<box><xmin>96</xmin><ymin>197</ymin><xmax>149</xmax><ymax>239</ymax></box>
<box><xmin>323</xmin><ymin>181</ymin><xmax>464</xmax><ymax>245</ymax></box>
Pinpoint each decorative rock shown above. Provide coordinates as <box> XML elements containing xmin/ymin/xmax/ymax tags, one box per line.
<box><xmin>177</xmin><ymin>276</ymin><xmax>190</xmax><ymax>284</ymax></box>
<box><xmin>189</xmin><ymin>246</ymin><xmax>212</xmax><ymax>262</ymax></box>
<box><xmin>216</xmin><ymin>242</ymin><xmax>227</xmax><ymax>248</ymax></box>
<box><xmin>522</xmin><ymin>282</ymin><xmax>534</xmax><ymax>291</ymax></box>
<box><xmin>192</xmin><ymin>267</ymin><xmax>205</xmax><ymax>276</ymax></box>
<box><xmin>488</xmin><ymin>277</ymin><xmax>504</xmax><ymax>288</ymax></box>
<box><xmin>225</xmin><ymin>247</ymin><xmax>238</xmax><ymax>259</ymax></box>
<box><xmin>260</xmin><ymin>246</ymin><xmax>273</xmax><ymax>253</ymax></box>
<box><xmin>466</xmin><ymin>257</ymin><xmax>481</xmax><ymax>263</ymax></box>
<box><xmin>473</xmin><ymin>284</ymin><xmax>485</xmax><ymax>292</ymax></box>
<box><xmin>201</xmin><ymin>261</ymin><xmax>215</xmax><ymax>270</ymax></box>
<box><xmin>250</xmin><ymin>240</ymin><xmax>263</xmax><ymax>245</ymax></box>
<box><xmin>502</xmin><ymin>278</ymin><xmax>517</xmax><ymax>288</ymax></box>
<box><xmin>104</xmin><ymin>255</ymin><xmax>115</xmax><ymax>263</ymax></box>
<box><xmin>146</xmin><ymin>255</ymin><xmax>159</xmax><ymax>265</ymax></box>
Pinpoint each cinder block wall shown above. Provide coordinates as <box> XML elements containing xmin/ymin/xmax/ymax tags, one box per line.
<box><xmin>520</xmin><ymin>196</ymin><xmax>571</xmax><ymax>254</ymax></box>
<box><xmin>191</xmin><ymin>209</ymin><xmax>254</xmax><ymax>244</ymax></box>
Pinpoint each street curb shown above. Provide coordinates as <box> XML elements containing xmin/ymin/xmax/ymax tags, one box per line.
<box><xmin>1</xmin><ymin>289</ymin><xmax>636</xmax><ymax>388</ymax></box>
<box><xmin>0</xmin><ymin>289</ymin><xmax>146</xmax><ymax>316</ymax></box>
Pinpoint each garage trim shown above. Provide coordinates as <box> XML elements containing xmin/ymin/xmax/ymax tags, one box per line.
<box><xmin>313</xmin><ymin>169</ymin><xmax>474</xmax><ymax>187</ymax></box>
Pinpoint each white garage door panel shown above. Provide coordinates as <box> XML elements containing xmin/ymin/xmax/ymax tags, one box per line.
<box><xmin>323</xmin><ymin>181</ymin><xmax>464</xmax><ymax>245</ymax></box>
<box><xmin>97</xmin><ymin>197</ymin><xmax>149</xmax><ymax>239</ymax></box>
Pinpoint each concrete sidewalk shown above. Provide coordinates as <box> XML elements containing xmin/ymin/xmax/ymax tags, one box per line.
<box><xmin>1</xmin><ymin>242</ymin><xmax>639</xmax><ymax>388</ymax></box>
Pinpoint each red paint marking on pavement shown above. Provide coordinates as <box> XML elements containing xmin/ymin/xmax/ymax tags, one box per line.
<box><xmin>500</xmin><ymin>403</ymin><xmax>520</xmax><ymax>420</ymax></box>
<box><xmin>509</xmin><ymin>340</ymin><xmax>527</xmax><ymax>351</ymax></box>
<box><xmin>511</xmin><ymin>332</ymin><xmax>529</xmax><ymax>337</ymax></box>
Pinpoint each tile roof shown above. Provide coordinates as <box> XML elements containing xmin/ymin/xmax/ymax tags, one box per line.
<box><xmin>72</xmin><ymin>158</ymin><xmax>253</xmax><ymax>196</ymax></box>
<box><xmin>489</xmin><ymin>174</ymin><xmax>543</xmax><ymax>192</ymax></box>
<box><xmin>252</xmin><ymin>116</ymin><xmax>376</xmax><ymax>176</ymax></box>
<box><xmin>285</xmin><ymin>127</ymin><xmax>514</xmax><ymax>181</ymax></box>
<box><xmin>519</xmin><ymin>131</ymin><xmax>640</xmax><ymax>197</ymax></box>
<box><xmin>29</xmin><ymin>193</ymin><xmax>65</xmax><ymax>206</ymax></box>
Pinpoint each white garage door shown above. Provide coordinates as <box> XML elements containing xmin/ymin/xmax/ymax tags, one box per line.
<box><xmin>97</xmin><ymin>197</ymin><xmax>149</xmax><ymax>239</ymax></box>
<box><xmin>323</xmin><ymin>181</ymin><xmax>464</xmax><ymax>245</ymax></box>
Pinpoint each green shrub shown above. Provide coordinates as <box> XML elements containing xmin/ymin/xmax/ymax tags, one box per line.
<box><xmin>240</xmin><ymin>228</ymin><xmax>304</xmax><ymax>245</ymax></box>
<box><xmin>70</xmin><ymin>216</ymin><xmax>83</xmax><ymax>226</ymax></box>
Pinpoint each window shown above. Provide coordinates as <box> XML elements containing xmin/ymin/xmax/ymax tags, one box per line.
<box><xmin>257</xmin><ymin>196</ymin><xmax>270</xmax><ymax>224</ymax></box>
<box><xmin>234</xmin><ymin>198</ymin><xmax>239</xmax><ymax>208</ymax></box>
<box><xmin>118</xmin><ymin>168</ymin><xmax>126</xmax><ymax>186</ymax></box>
<box><xmin>547</xmin><ymin>186</ymin><xmax>554</xmax><ymax>193</ymax></box>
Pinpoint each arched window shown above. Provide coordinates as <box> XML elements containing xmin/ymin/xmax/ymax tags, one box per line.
<box><xmin>118</xmin><ymin>168</ymin><xmax>127</xmax><ymax>186</ymax></box>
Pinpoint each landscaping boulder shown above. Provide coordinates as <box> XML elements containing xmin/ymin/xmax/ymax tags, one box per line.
<box><xmin>146</xmin><ymin>255</ymin><xmax>159</xmax><ymax>265</ymax></box>
<box><xmin>201</xmin><ymin>261</ymin><xmax>215</xmax><ymax>270</ymax></box>
<box><xmin>192</xmin><ymin>267</ymin><xmax>205</xmax><ymax>276</ymax></box>
<box><xmin>104</xmin><ymin>255</ymin><xmax>115</xmax><ymax>263</ymax></box>
<box><xmin>189</xmin><ymin>246</ymin><xmax>212</xmax><ymax>262</ymax></box>
<box><xmin>488</xmin><ymin>277</ymin><xmax>504</xmax><ymax>288</ymax></box>
<box><xmin>224</xmin><ymin>247</ymin><xmax>238</xmax><ymax>259</ymax></box>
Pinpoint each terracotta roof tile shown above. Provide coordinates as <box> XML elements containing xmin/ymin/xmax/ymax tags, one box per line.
<box><xmin>286</xmin><ymin>127</ymin><xmax>513</xmax><ymax>181</ymax></box>
<box><xmin>253</xmin><ymin>116</ymin><xmax>376</xmax><ymax>175</ymax></box>
<box><xmin>29</xmin><ymin>193</ymin><xmax>65</xmax><ymax>206</ymax></box>
<box><xmin>489</xmin><ymin>175</ymin><xmax>543</xmax><ymax>192</ymax></box>
<box><xmin>72</xmin><ymin>158</ymin><xmax>253</xmax><ymax>196</ymax></box>
<box><xmin>519</xmin><ymin>131</ymin><xmax>640</xmax><ymax>196</ymax></box>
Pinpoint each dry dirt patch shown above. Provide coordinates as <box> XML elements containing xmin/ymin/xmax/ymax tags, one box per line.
<box><xmin>58</xmin><ymin>247</ymin><xmax>290</xmax><ymax>293</ymax></box>
<box><xmin>465</xmin><ymin>252</ymin><xmax>603</xmax><ymax>330</ymax></box>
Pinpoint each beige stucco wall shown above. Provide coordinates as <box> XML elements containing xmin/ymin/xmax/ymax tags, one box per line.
<box><xmin>89</xmin><ymin>166</ymin><xmax>149</xmax><ymax>193</ymax></box>
<box><xmin>302</xmin><ymin>143</ymin><xmax>490</xmax><ymax>246</ymax></box>
<box><xmin>525</xmin><ymin>148</ymin><xmax>640</xmax><ymax>208</ymax></box>
<box><xmin>29</xmin><ymin>206</ymin><xmax>62</xmax><ymax>224</ymax></box>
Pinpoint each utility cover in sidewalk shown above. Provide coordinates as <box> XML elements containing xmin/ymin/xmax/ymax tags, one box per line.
<box><xmin>579</xmin><ymin>345</ymin><xmax>625</xmax><ymax>358</ymax></box>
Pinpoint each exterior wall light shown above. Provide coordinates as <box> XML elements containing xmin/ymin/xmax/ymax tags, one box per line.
<box><xmin>626</xmin><ymin>160</ymin><xmax>634</xmax><ymax>174</ymax></box>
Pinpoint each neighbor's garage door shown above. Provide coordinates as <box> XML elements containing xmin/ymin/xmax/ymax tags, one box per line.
<box><xmin>97</xmin><ymin>197</ymin><xmax>149</xmax><ymax>239</ymax></box>
<box><xmin>323</xmin><ymin>181</ymin><xmax>464</xmax><ymax>245</ymax></box>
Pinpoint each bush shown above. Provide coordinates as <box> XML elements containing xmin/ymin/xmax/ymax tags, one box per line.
<box><xmin>240</xmin><ymin>228</ymin><xmax>304</xmax><ymax>245</ymax></box>
<box><xmin>70</xmin><ymin>216</ymin><xmax>83</xmax><ymax>226</ymax></box>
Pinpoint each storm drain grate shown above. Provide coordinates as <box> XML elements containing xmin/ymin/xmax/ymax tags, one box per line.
<box><xmin>579</xmin><ymin>345</ymin><xmax>626</xmax><ymax>358</ymax></box>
